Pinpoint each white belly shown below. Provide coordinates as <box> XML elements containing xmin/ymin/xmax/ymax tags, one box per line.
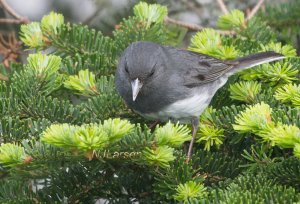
<box><xmin>140</xmin><ymin>91</ymin><xmax>210</xmax><ymax>123</ymax></box>
<box><xmin>136</xmin><ymin>77</ymin><xmax>228</xmax><ymax>124</ymax></box>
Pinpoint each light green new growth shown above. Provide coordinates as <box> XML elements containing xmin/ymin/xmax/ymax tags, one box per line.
<box><xmin>133</xmin><ymin>2</ymin><xmax>168</xmax><ymax>28</ymax></box>
<box><xmin>41</xmin><ymin>11</ymin><xmax>64</xmax><ymax>35</ymax></box>
<box><xmin>229</xmin><ymin>81</ymin><xmax>262</xmax><ymax>103</ymax></box>
<box><xmin>41</xmin><ymin>124</ymin><xmax>79</xmax><ymax>149</ymax></box>
<box><xmin>102</xmin><ymin>118</ymin><xmax>134</xmax><ymax>143</ymax></box>
<box><xmin>174</xmin><ymin>181</ymin><xmax>207</xmax><ymax>202</ymax></box>
<box><xmin>240</xmin><ymin>62</ymin><xmax>298</xmax><ymax>86</ymax></box>
<box><xmin>275</xmin><ymin>83</ymin><xmax>300</xmax><ymax>106</ymax></box>
<box><xmin>294</xmin><ymin>143</ymin><xmax>300</xmax><ymax>158</ymax></box>
<box><xmin>233</xmin><ymin>102</ymin><xmax>273</xmax><ymax>134</ymax></box>
<box><xmin>42</xmin><ymin>123</ymin><xmax>109</xmax><ymax>152</ymax></box>
<box><xmin>73</xmin><ymin>124</ymin><xmax>109</xmax><ymax>151</ymax></box>
<box><xmin>42</xmin><ymin>119</ymin><xmax>135</xmax><ymax>153</ymax></box>
<box><xmin>188</xmin><ymin>28</ymin><xmax>239</xmax><ymax>60</ymax></box>
<box><xmin>64</xmin><ymin>69</ymin><xmax>99</xmax><ymax>97</ymax></box>
<box><xmin>143</xmin><ymin>145</ymin><xmax>175</xmax><ymax>168</ymax></box>
<box><xmin>233</xmin><ymin>101</ymin><xmax>300</xmax><ymax>153</ymax></box>
<box><xmin>259</xmin><ymin>124</ymin><xmax>300</xmax><ymax>148</ymax></box>
<box><xmin>154</xmin><ymin>122</ymin><xmax>191</xmax><ymax>147</ymax></box>
<box><xmin>200</xmin><ymin>107</ymin><xmax>216</xmax><ymax>126</ymax></box>
<box><xmin>196</xmin><ymin>124</ymin><xmax>225</xmax><ymax>151</ymax></box>
<box><xmin>261</xmin><ymin>42</ymin><xmax>297</xmax><ymax>57</ymax></box>
<box><xmin>269</xmin><ymin>62</ymin><xmax>297</xmax><ymax>85</ymax></box>
<box><xmin>0</xmin><ymin>143</ymin><xmax>27</xmax><ymax>167</ymax></box>
<box><xmin>215</xmin><ymin>45</ymin><xmax>240</xmax><ymax>60</ymax></box>
<box><xmin>20</xmin><ymin>22</ymin><xmax>44</xmax><ymax>48</ymax></box>
<box><xmin>189</xmin><ymin>28</ymin><xmax>221</xmax><ymax>55</ymax></box>
<box><xmin>27</xmin><ymin>53</ymin><xmax>61</xmax><ymax>77</ymax></box>
<box><xmin>217</xmin><ymin>9</ymin><xmax>245</xmax><ymax>30</ymax></box>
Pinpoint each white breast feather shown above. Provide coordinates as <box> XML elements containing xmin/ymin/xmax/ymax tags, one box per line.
<box><xmin>142</xmin><ymin>91</ymin><xmax>210</xmax><ymax>123</ymax></box>
<box><xmin>139</xmin><ymin>77</ymin><xmax>228</xmax><ymax>123</ymax></box>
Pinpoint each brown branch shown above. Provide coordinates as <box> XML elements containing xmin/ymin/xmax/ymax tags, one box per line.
<box><xmin>217</xmin><ymin>0</ymin><xmax>229</xmax><ymax>14</ymax></box>
<box><xmin>0</xmin><ymin>0</ymin><xmax>22</xmax><ymax>19</ymax></box>
<box><xmin>0</xmin><ymin>18</ymin><xmax>25</xmax><ymax>24</ymax></box>
<box><xmin>164</xmin><ymin>16</ymin><xmax>203</xmax><ymax>31</ymax></box>
<box><xmin>83</xmin><ymin>7</ymin><xmax>103</xmax><ymax>25</ymax></box>
<box><xmin>246</xmin><ymin>0</ymin><xmax>264</xmax><ymax>20</ymax></box>
<box><xmin>0</xmin><ymin>0</ymin><xmax>29</xmax><ymax>23</ymax></box>
<box><xmin>164</xmin><ymin>16</ymin><xmax>234</xmax><ymax>35</ymax></box>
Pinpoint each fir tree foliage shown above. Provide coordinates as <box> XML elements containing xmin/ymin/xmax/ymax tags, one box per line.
<box><xmin>41</xmin><ymin>118</ymin><xmax>134</xmax><ymax>160</ymax></box>
<box><xmin>133</xmin><ymin>2</ymin><xmax>167</xmax><ymax>28</ymax></box>
<box><xmin>142</xmin><ymin>145</ymin><xmax>175</xmax><ymax>168</ymax></box>
<box><xmin>217</xmin><ymin>9</ymin><xmax>246</xmax><ymax>31</ymax></box>
<box><xmin>174</xmin><ymin>180</ymin><xmax>207</xmax><ymax>203</ymax></box>
<box><xmin>188</xmin><ymin>28</ymin><xmax>239</xmax><ymax>60</ymax></box>
<box><xmin>1</xmin><ymin>1</ymin><xmax>300</xmax><ymax>203</ymax></box>
<box><xmin>40</xmin><ymin>11</ymin><xmax>64</xmax><ymax>35</ymax></box>
<box><xmin>275</xmin><ymin>83</ymin><xmax>300</xmax><ymax>106</ymax></box>
<box><xmin>64</xmin><ymin>69</ymin><xmax>99</xmax><ymax>96</ymax></box>
<box><xmin>233</xmin><ymin>102</ymin><xmax>273</xmax><ymax>134</ymax></box>
<box><xmin>196</xmin><ymin>124</ymin><xmax>225</xmax><ymax>151</ymax></box>
<box><xmin>20</xmin><ymin>22</ymin><xmax>44</xmax><ymax>48</ymax></box>
<box><xmin>0</xmin><ymin>143</ymin><xmax>28</xmax><ymax>167</ymax></box>
<box><xmin>229</xmin><ymin>81</ymin><xmax>262</xmax><ymax>103</ymax></box>
<box><xmin>154</xmin><ymin>122</ymin><xmax>191</xmax><ymax>147</ymax></box>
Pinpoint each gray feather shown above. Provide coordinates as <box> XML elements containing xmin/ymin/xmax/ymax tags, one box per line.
<box><xmin>115</xmin><ymin>41</ymin><xmax>285</xmax><ymax>118</ymax></box>
<box><xmin>225</xmin><ymin>51</ymin><xmax>285</xmax><ymax>76</ymax></box>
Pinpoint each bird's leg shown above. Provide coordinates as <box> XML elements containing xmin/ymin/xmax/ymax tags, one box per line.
<box><xmin>186</xmin><ymin>117</ymin><xmax>199</xmax><ymax>163</ymax></box>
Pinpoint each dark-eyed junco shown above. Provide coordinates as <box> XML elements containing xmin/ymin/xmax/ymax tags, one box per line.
<box><xmin>115</xmin><ymin>41</ymin><xmax>284</xmax><ymax>161</ymax></box>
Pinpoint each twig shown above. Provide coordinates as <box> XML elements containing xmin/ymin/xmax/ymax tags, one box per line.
<box><xmin>246</xmin><ymin>0</ymin><xmax>264</xmax><ymax>20</ymax></box>
<box><xmin>0</xmin><ymin>0</ymin><xmax>22</xmax><ymax>19</ymax></box>
<box><xmin>83</xmin><ymin>6</ymin><xmax>103</xmax><ymax>25</ymax></box>
<box><xmin>164</xmin><ymin>16</ymin><xmax>203</xmax><ymax>31</ymax></box>
<box><xmin>217</xmin><ymin>0</ymin><xmax>229</xmax><ymax>14</ymax></box>
<box><xmin>164</xmin><ymin>16</ymin><xmax>234</xmax><ymax>35</ymax></box>
<box><xmin>0</xmin><ymin>0</ymin><xmax>29</xmax><ymax>23</ymax></box>
<box><xmin>0</xmin><ymin>18</ymin><xmax>25</xmax><ymax>24</ymax></box>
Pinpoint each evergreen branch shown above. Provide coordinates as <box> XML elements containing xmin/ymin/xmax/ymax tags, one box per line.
<box><xmin>266</xmin><ymin>157</ymin><xmax>300</xmax><ymax>190</ymax></box>
<box><xmin>206</xmin><ymin>173</ymin><xmax>300</xmax><ymax>203</ymax></box>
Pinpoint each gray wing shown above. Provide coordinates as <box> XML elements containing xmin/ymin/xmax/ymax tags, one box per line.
<box><xmin>165</xmin><ymin>47</ymin><xmax>234</xmax><ymax>87</ymax></box>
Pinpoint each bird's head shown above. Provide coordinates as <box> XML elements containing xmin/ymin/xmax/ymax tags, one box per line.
<box><xmin>117</xmin><ymin>41</ymin><xmax>165</xmax><ymax>101</ymax></box>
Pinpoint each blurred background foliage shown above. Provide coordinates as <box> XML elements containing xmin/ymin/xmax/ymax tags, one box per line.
<box><xmin>0</xmin><ymin>0</ymin><xmax>298</xmax><ymax>64</ymax></box>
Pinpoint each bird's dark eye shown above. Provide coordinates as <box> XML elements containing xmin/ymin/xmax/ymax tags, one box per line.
<box><xmin>149</xmin><ymin>70</ymin><xmax>155</xmax><ymax>77</ymax></box>
<box><xmin>125</xmin><ymin>64</ymin><xmax>129</xmax><ymax>74</ymax></box>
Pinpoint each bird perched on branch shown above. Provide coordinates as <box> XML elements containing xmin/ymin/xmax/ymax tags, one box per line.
<box><xmin>115</xmin><ymin>41</ymin><xmax>284</xmax><ymax>161</ymax></box>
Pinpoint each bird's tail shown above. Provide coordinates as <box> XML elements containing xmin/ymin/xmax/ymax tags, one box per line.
<box><xmin>225</xmin><ymin>51</ymin><xmax>285</xmax><ymax>76</ymax></box>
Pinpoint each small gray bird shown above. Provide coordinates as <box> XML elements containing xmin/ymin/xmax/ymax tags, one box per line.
<box><xmin>115</xmin><ymin>41</ymin><xmax>284</xmax><ymax>160</ymax></box>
